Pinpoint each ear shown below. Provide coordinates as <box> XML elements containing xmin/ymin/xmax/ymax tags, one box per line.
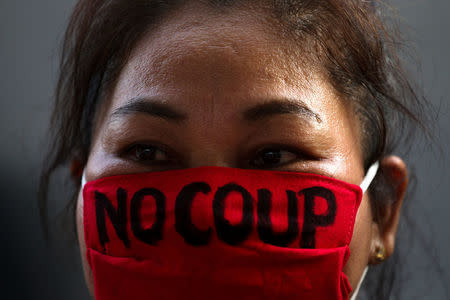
<box><xmin>369</xmin><ymin>155</ymin><xmax>408</xmax><ymax>264</ymax></box>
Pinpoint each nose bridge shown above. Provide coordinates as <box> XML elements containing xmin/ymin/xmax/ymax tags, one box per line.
<box><xmin>185</xmin><ymin>121</ymin><xmax>238</xmax><ymax>168</ymax></box>
<box><xmin>183</xmin><ymin>96</ymin><xmax>241</xmax><ymax>168</ymax></box>
<box><xmin>187</xmin><ymin>143</ymin><xmax>235</xmax><ymax>168</ymax></box>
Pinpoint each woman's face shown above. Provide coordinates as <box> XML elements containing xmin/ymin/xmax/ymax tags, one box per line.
<box><xmin>77</xmin><ymin>3</ymin><xmax>377</xmax><ymax>297</ymax></box>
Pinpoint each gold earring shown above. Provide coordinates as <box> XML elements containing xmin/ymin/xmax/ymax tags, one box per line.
<box><xmin>374</xmin><ymin>245</ymin><xmax>386</xmax><ymax>262</ymax></box>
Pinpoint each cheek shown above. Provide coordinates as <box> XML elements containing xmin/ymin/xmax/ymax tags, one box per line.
<box><xmin>343</xmin><ymin>194</ymin><xmax>374</xmax><ymax>291</ymax></box>
<box><xmin>76</xmin><ymin>188</ymin><xmax>95</xmax><ymax>298</ymax></box>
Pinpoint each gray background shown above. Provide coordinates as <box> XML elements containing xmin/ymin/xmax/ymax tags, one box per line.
<box><xmin>0</xmin><ymin>0</ymin><xmax>449</xmax><ymax>299</ymax></box>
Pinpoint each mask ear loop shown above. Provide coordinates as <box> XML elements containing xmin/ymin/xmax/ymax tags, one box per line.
<box><xmin>350</xmin><ymin>161</ymin><xmax>379</xmax><ymax>300</ymax></box>
<box><xmin>81</xmin><ymin>169</ymin><xmax>87</xmax><ymax>189</ymax></box>
<box><xmin>359</xmin><ymin>161</ymin><xmax>380</xmax><ymax>194</ymax></box>
<box><xmin>350</xmin><ymin>266</ymin><xmax>368</xmax><ymax>300</ymax></box>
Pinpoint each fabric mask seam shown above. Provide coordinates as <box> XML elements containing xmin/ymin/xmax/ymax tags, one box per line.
<box><xmin>344</xmin><ymin>190</ymin><xmax>360</xmax><ymax>246</ymax></box>
<box><xmin>84</xmin><ymin>171</ymin><xmax>362</xmax><ymax>193</ymax></box>
<box><xmin>86</xmin><ymin>244</ymin><xmax>351</xmax><ymax>260</ymax></box>
<box><xmin>83</xmin><ymin>185</ymin><xmax>92</xmax><ymax>266</ymax></box>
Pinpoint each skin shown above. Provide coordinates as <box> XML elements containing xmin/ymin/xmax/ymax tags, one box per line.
<box><xmin>75</xmin><ymin>3</ymin><xmax>408</xmax><ymax>298</ymax></box>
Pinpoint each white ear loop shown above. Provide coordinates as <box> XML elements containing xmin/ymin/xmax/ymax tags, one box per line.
<box><xmin>81</xmin><ymin>169</ymin><xmax>87</xmax><ymax>188</ymax></box>
<box><xmin>350</xmin><ymin>161</ymin><xmax>379</xmax><ymax>300</ymax></box>
<box><xmin>350</xmin><ymin>266</ymin><xmax>368</xmax><ymax>300</ymax></box>
<box><xmin>359</xmin><ymin>161</ymin><xmax>379</xmax><ymax>194</ymax></box>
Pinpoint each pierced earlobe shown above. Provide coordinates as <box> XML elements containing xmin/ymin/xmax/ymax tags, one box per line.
<box><xmin>369</xmin><ymin>237</ymin><xmax>387</xmax><ymax>265</ymax></box>
<box><xmin>374</xmin><ymin>244</ymin><xmax>386</xmax><ymax>263</ymax></box>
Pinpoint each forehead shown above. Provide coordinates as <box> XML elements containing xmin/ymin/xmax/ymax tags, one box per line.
<box><xmin>109</xmin><ymin>2</ymin><xmax>321</xmax><ymax>105</ymax></box>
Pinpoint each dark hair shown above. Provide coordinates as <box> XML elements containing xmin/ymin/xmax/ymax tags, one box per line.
<box><xmin>39</xmin><ymin>0</ymin><xmax>434</xmax><ymax>298</ymax></box>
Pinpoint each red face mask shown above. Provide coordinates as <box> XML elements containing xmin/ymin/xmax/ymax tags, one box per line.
<box><xmin>82</xmin><ymin>165</ymin><xmax>378</xmax><ymax>300</ymax></box>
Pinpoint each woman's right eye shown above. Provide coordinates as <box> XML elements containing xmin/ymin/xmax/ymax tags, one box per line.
<box><xmin>125</xmin><ymin>144</ymin><xmax>170</xmax><ymax>164</ymax></box>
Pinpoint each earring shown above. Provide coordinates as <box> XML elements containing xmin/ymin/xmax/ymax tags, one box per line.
<box><xmin>374</xmin><ymin>245</ymin><xmax>386</xmax><ymax>262</ymax></box>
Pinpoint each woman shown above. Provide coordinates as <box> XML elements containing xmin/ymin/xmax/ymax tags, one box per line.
<box><xmin>39</xmin><ymin>0</ymin><xmax>430</xmax><ymax>299</ymax></box>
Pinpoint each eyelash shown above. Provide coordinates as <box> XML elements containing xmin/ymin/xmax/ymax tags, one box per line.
<box><xmin>248</xmin><ymin>145</ymin><xmax>305</xmax><ymax>169</ymax></box>
<box><xmin>122</xmin><ymin>143</ymin><xmax>175</xmax><ymax>166</ymax></box>
<box><xmin>122</xmin><ymin>143</ymin><xmax>309</xmax><ymax>169</ymax></box>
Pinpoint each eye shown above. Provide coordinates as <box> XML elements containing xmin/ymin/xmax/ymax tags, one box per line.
<box><xmin>249</xmin><ymin>147</ymin><xmax>299</xmax><ymax>169</ymax></box>
<box><xmin>125</xmin><ymin>144</ymin><xmax>170</xmax><ymax>164</ymax></box>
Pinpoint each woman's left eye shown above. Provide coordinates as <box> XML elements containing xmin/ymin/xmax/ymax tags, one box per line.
<box><xmin>249</xmin><ymin>147</ymin><xmax>299</xmax><ymax>168</ymax></box>
<box><xmin>126</xmin><ymin>144</ymin><xmax>169</xmax><ymax>163</ymax></box>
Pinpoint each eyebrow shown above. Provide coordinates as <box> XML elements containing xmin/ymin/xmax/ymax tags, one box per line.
<box><xmin>243</xmin><ymin>99</ymin><xmax>322</xmax><ymax>123</ymax></box>
<box><xmin>110</xmin><ymin>97</ymin><xmax>187</xmax><ymax>123</ymax></box>
<box><xmin>110</xmin><ymin>97</ymin><xmax>321</xmax><ymax>124</ymax></box>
